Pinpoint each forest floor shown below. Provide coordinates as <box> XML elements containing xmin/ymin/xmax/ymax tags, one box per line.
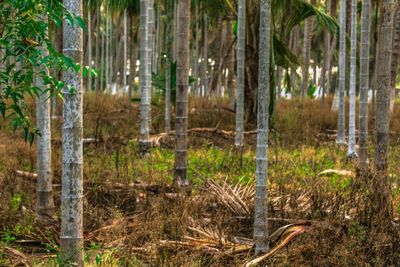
<box><xmin>0</xmin><ymin>94</ymin><xmax>400</xmax><ymax>266</ymax></box>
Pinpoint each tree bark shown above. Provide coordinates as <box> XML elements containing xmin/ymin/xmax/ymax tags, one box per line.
<box><xmin>61</xmin><ymin>0</ymin><xmax>84</xmax><ymax>265</ymax></box>
<box><xmin>174</xmin><ymin>0</ymin><xmax>190</xmax><ymax>186</ymax></box>
<box><xmin>139</xmin><ymin>0</ymin><xmax>151</xmax><ymax>154</ymax></box>
<box><xmin>374</xmin><ymin>0</ymin><xmax>394</xmax><ymax>225</ymax></box>
<box><xmin>235</xmin><ymin>0</ymin><xmax>246</xmax><ymax>148</ymax></box>
<box><xmin>337</xmin><ymin>0</ymin><xmax>346</xmax><ymax>144</ymax></box>
<box><xmin>347</xmin><ymin>0</ymin><xmax>357</xmax><ymax>156</ymax></box>
<box><xmin>358</xmin><ymin>0</ymin><xmax>371</xmax><ymax>171</ymax></box>
<box><xmin>36</xmin><ymin>14</ymin><xmax>54</xmax><ymax>220</ymax></box>
<box><xmin>253</xmin><ymin>0</ymin><xmax>271</xmax><ymax>255</ymax></box>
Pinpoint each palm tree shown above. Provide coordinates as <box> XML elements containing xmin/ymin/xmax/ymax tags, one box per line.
<box><xmin>174</xmin><ymin>0</ymin><xmax>190</xmax><ymax>186</ymax></box>
<box><xmin>253</xmin><ymin>0</ymin><xmax>271</xmax><ymax>255</ymax></box>
<box><xmin>347</xmin><ymin>0</ymin><xmax>357</xmax><ymax>157</ymax></box>
<box><xmin>235</xmin><ymin>0</ymin><xmax>246</xmax><ymax>148</ymax></box>
<box><xmin>358</xmin><ymin>0</ymin><xmax>371</xmax><ymax>171</ymax></box>
<box><xmin>336</xmin><ymin>0</ymin><xmax>346</xmax><ymax>145</ymax></box>
<box><xmin>300</xmin><ymin>3</ymin><xmax>314</xmax><ymax>99</ymax></box>
<box><xmin>374</xmin><ymin>0</ymin><xmax>394</xmax><ymax>225</ymax></box>
<box><xmin>165</xmin><ymin>0</ymin><xmax>173</xmax><ymax>132</ymax></box>
<box><xmin>36</xmin><ymin>13</ymin><xmax>54</xmax><ymax>220</ymax></box>
<box><xmin>61</xmin><ymin>0</ymin><xmax>84</xmax><ymax>264</ymax></box>
<box><xmin>139</xmin><ymin>0</ymin><xmax>151</xmax><ymax>154</ymax></box>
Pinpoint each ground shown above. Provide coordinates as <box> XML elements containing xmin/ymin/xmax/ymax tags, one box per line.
<box><xmin>0</xmin><ymin>94</ymin><xmax>400</xmax><ymax>266</ymax></box>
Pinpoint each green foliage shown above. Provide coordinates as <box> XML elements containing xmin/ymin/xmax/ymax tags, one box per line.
<box><xmin>307</xmin><ymin>84</ymin><xmax>317</xmax><ymax>99</ymax></box>
<box><xmin>0</xmin><ymin>0</ymin><xmax>83</xmax><ymax>140</ymax></box>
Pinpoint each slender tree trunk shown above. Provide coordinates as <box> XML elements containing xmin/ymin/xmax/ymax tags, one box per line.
<box><xmin>95</xmin><ymin>5</ymin><xmax>100</xmax><ymax>91</ymax></box>
<box><xmin>300</xmin><ymin>7</ymin><xmax>314</xmax><ymax>99</ymax></box>
<box><xmin>193</xmin><ymin>0</ymin><xmax>199</xmax><ymax>94</ymax></box>
<box><xmin>277</xmin><ymin>67</ymin><xmax>283</xmax><ymax>101</ymax></box>
<box><xmin>174</xmin><ymin>0</ymin><xmax>190</xmax><ymax>186</ymax></box>
<box><xmin>155</xmin><ymin>2</ymin><xmax>161</xmax><ymax>73</ymax></box>
<box><xmin>235</xmin><ymin>0</ymin><xmax>246</xmax><ymax>148</ymax></box>
<box><xmin>87</xmin><ymin>5</ymin><xmax>92</xmax><ymax>91</ymax></box>
<box><xmin>390</xmin><ymin>4</ymin><xmax>400</xmax><ymax>113</ymax></box>
<box><xmin>129</xmin><ymin>15</ymin><xmax>137</xmax><ymax>97</ymax></box>
<box><xmin>347</xmin><ymin>0</ymin><xmax>357</xmax><ymax>156</ymax></box>
<box><xmin>358</xmin><ymin>0</ymin><xmax>371</xmax><ymax>171</ymax></box>
<box><xmin>105</xmin><ymin>3</ymin><xmax>109</xmax><ymax>91</ymax></box>
<box><xmin>337</xmin><ymin>0</ymin><xmax>346</xmax><ymax>144</ymax></box>
<box><xmin>139</xmin><ymin>0</ymin><xmax>151</xmax><ymax>154</ymax></box>
<box><xmin>61</xmin><ymin>0</ymin><xmax>83</xmax><ymax>265</ymax></box>
<box><xmin>201</xmin><ymin>12</ymin><xmax>208</xmax><ymax>97</ymax></box>
<box><xmin>165</xmin><ymin>0</ymin><xmax>173</xmax><ymax>132</ymax></box>
<box><xmin>290</xmin><ymin>26</ymin><xmax>300</xmax><ymax>92</ymax></box>
<box><xmin>374</xmin><ymin>0</ymin><xmax>394</xmax><ymax>225</ymax></box>
<box><xmin>321</xmin><ymin>0</ymin><xmax>331</xmax><ymax>103</ymax></box>
<box><xmin>226</xmin><ymin>16</ymin><xmax>236</xmax><ymax>109</ymax></box>
<box><xmin>253</xmin><ymin>0</ymin><xmax>271</xmax><ymax>255</ymax></box>
<box><xmin>123</xmin><ymin>10</ymin><xmax>128</xmax><ymax>91</ymax></box>
<box><xmin>147</xmin><ymin>0</ymin><xmax>154</xmax><ymax>127</ymax></box>
<box><xmin>36</xmin><ymin>14</ymin><xmax>54</xmax><ymax>220</ymax></box>
<box><xmin>100</xmin><ymin>8</ymin><xmax>105</xmax><ymax>91</ymax></box>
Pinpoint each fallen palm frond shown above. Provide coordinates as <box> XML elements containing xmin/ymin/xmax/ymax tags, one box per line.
<box><xmin>159</xmin><ymin>223</ymin><xmax>252</xmax><ymax>255</ymax></box>
<box><xmin>318</xmin><ymin>169</ymin><xmax>354</xmax><ymax>177</ymax></box>
<box><xmin>206</xmin><ymin>179</ymin><xmax>255</xmax><ymax>217</ymax></box>
<box><xmin>244</xmin><ymin>224</ymin><xmax>312</xmax><ymax>267</ymax></box>
<box><xmin>2</xmin><ymin>246</ymin><xmax>31</xmax><ymax>267</ymax></box>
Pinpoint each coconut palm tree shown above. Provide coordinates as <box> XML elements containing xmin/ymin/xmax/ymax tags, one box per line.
<box><xmin>174</xmin><ymin>0</ymin><xmax>190</xmax><ymax>186</ymax></box>
<box><xmin>139</xmin><ymin>0</ymin><xmax>151</xmax><ymax>154</ymax></box>
<box><xmin>336</xmin><ymin>0</ymin><xmax>346</xmax><ymax>145</ymax></box>
<box><xmin>36</xmin><ymin>13</ymin><xmax>54</xmax><ymax>220</ymax></box>
<box><xmin>358</xmin><ymin>0</ymin><xmax>371</xmax><ymax>171</ymax></box>
<box><xmin>61</xmin><ymin>0</ymin><xmax>84</xmax><ymax>264</ymax></box>
<box><xmin>235</xmin><ymin>0</ymin><xmax>246</xmax><ymax>148</ymax></box>
<box><xmin>374</xmin><ymin>0</ymin><xmax>394</xmax><ymax>225</ymax></box>
<box><xmin>253</xmin><ymin>0</ymin><xmax>271</xmax><ymax>255</ymax></box>
<box><xmin>347</xmin><ymin>0</ymin><xmax>357</xmax><ymax>157</ymax></box>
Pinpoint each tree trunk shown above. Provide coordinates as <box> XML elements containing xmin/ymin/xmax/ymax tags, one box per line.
<box><xmin>95</xmin><ymin>5</ymin><xmax>100</xmax><ymax>91</ymax></box>
<box><xmin>193</xmin><ymin>0</ymin><xmax>200</xmax><ymax>94</ymax></box>
<box><xmin>389</xmin><ymin>4</ymin><xmax>400</xmax><ymax>113</ymax></box>
<box><xmin>290</xmin><ymin>26</ymin><xmax>300</xmax><ymax>92</ymax></box>
<box><xmin>123</xmin><ymin>10</ymin><xmax>128</xmax><ymax>91</ymax></box>
<box><xmin>337</xmin><ymin>0</ymin><xmax>346</xmax><ymax>144</ymax></box>
<box><xmin>61</xmin><ymin>0</ymin><xmax>84</xmax><ymax>265</ymax></box>
<box><xmin>105</xmin><ymin>3</ymin><xmax>109</xmax><ymax>91</ymax></box>
<box><xmin>147</xmin><ymin>0</ymin><xmax>154</xmax><ymax>127</ymax></box>
<box><xmin>165</xmin><ymin>0</ymin><xmax>173</xmax><ymax>132</ymax></box>
<box><xmin>226</xmin><ymin>16</ymin><xmax>236</xmax><ymax>109</ymax></box>
<box><xmin>201</xmin><ymin>12</ymin><xmax>208</xmax><ymax>97</ymax></box>
<box><xmin>358</xmin><ymin>0</ymin><xmax>371</xmax><ymax>171</ymax></box>
<box><xmin>139</xmin><ymin>0</ymin><xmax>151</xmax><ymax>154</ymax></box>
<box><xmin>86</xmin><ymin>5</ymin><xmax>92</xmax><ymax>91</ymax></box>
<box><xmin>174</xmin><ymin>0</ymin><xmax>190</xmax><ymax>186</ymax></box>
<box><xmin>36</xmin><ymin>14</ymin><xmax>54</xmax><ymax>220</ymax></box>
<box><xmin>347</xmin><ymin>0</ymin><xmax>357</xmax><ymax>156</ymax></box>
<box><xmin>253</xmin><ymin>0</ymin><xmax>271</xmax><ymax>255</ymax></box>
<box><xmin>300</xmin><ymin>9</ymin><xmax>314</xmax><ymax>99</ymax></box>
<box><xmin>374</xmin><ymin>0</ymin><xmax>394</xmax><ymax>225</ymax></box>
<box><xmin>235</xmin><ymin>0</ymin><xmax>246</xmax><ymax>148</ymax></box>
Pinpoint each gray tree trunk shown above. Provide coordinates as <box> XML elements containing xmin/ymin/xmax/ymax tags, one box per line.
<box><xmin>95</xmin><ymin>5</ymin><xmax>100</xmax><ymax>91</ymax></box>
<box><xmin>235</xmin><ymin>0</ymin><xmax>246</xmax><ymax>148</ymax></box>
<box><xmin>36</xmin><ymin>14</ymin><xmax>55</xmax><ymax>220</ymax></box>
<box><xmin>358</xmin><ymin>0</ymin><xmax>371</xmax><ymax>171</ymax></box>
<box><xmin>201</xmin><ymin>13</ymin><xmax>208</xmax><ymax>97</ymax></box>
<box><xmin>253</xmin><ymin>0</ymin><xmax>271</xmax><ymax>255</ymax></box>
<box><xmin>193</xmin><ymin>0</ymin><xmax>200</xmax><ymax>94</ymax></box>
<box><xmin>123</xmin><ymin>10</ymin><xmax>128</xmax><ymax>90</ymax></box>
<box><xmin>337</xmin><ymin>0</ymin><xmax>346</xmax><ymax>144</ymax></box>
<box><xmin>61</xmin><ymin>0</ymin><xmax>84</xmax><ymax>265</ymax></box>
<box><xmin>300</xmin><ymin>15</ymin><xmax>314</xmax><ymax>99</ymax></box>
<box><xmin>139</xmin><ymin>0</ymin><xmax>151</xmax><ymax>154</ymax></box>
<box><xmin>86</xmin><ymin>6</ymin><xmax>92</xmax><ymax>91</ymax></box>
<box><xmin>347</xmin><ymin>0</ymin><xmax>357</xmax><ymax>156</ymax></box>
<box><xmin>374</xmin><ymin>0</ymin><xmax>394</xmax><ymax>224</ymax></box>
<box><xmin>174</xmin><ymin>0</ymin><xmax>190</xmax><ymax>186</ymax></box>
<box><xmin>147</xmin><ymin>0</ymin><xmax>154</xmax><ymax>128</ymax></box>
<box><xmin>165</xmin><ymin>0</ymin><xmax>173</xmax><ymax>132</ymax></box>
<box><xmin>389</xmin><ymin>4</ymin><xmax>400</xmax><ymax>113</ymax></box>
<box><xmin>226</xmin><ymin>16</ymin><xmax>236</xmax><ymax>109</ymax></box>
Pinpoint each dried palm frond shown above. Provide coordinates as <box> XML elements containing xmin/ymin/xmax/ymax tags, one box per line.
<box><xmin>244</xmin><ymin>224</ymin><xmax>312</xmax><ymax>267</ymax></box>
<box><xmin>206</xmin><ymin>179</ymin><xmax>255</xmax><ymax>217</ymax></box>
<box><xmin>318</xmin><ymin>169</ymin><xmax>354</xmax><ymax>177</ymax></box>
